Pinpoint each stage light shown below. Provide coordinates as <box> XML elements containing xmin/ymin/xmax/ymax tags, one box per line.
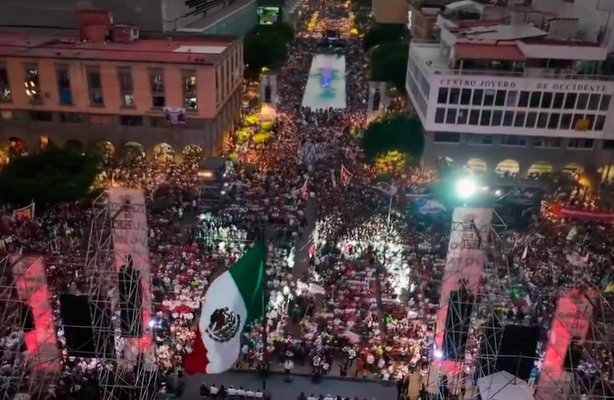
<box><xmin>456</xmin><ymin>177</ymin><xmax>477</xmax><ymax>199</ymax></box>
<box><xmin>434</xmin><ymin>349</ymin><xmax>443</xmax><ymax>359</ymax></box>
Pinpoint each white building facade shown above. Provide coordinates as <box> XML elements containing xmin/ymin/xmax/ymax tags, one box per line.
<box><xmin>406</xmin><ymin>1</ymin><xmax>614</xmax><ymax>179</ymax></box>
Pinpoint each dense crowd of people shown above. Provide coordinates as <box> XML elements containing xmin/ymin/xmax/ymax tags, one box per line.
<box><xmin>0</xmin><ymin>0</ymin><xmax>614</xmax><ymax>399</ymax></box>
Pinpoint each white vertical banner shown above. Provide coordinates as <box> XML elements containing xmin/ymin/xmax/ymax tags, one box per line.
<box><xmin>108</xmin><ymin>188</ymin><xmax>154</xmax><ymax>365</ymax></box>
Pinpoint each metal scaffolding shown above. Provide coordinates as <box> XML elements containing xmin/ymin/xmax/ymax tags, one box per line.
<box><xmin>427</xmin><ymin>208</ymin><xmax>614</xmax><ymax>400</ymax></box>
<box><xmin>0</xmin><ymin>255</ymin><xmax>61</xmax><ymax>400</ymax></box>
<box><xmin>85</xmin><ymin>190</ymin><xmax>158</xmax><ymax>400</ymax></box>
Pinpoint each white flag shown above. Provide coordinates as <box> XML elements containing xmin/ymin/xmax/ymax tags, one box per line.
<box><xmin>308</xmin><ymin>283</ymin><xmax>326</xmax><ymax>295</ymax></box>
<box><xmin>566</xmin><ymin>227</ymin><xmax>578</xmax><ymax>241</ymax></box>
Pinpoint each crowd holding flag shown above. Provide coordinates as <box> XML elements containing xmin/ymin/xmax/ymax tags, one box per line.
<box><xmin>12</xmin><ymin>202</ymin><xmax>35</xmax><ymax>221</ymax></box>
<box><xmin>340</xmin><ymin>164</ymin><xmax>352</xmax><ymax>185</ymax></box>
<box><xmin>300</xmin><ymin>178</ymin><xmax>309</xmax><ymax>200</ymax></box>
<box><xmin>183</xmin><ymin>241</ymin><xmax>266</xmax><ymax>374</ymax></box>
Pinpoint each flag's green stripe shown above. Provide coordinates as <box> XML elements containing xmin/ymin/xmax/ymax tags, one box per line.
<box><xmin>228</xmin><ymin>242</ymin><xmax>265</xmax><ymax>327</ymax></box>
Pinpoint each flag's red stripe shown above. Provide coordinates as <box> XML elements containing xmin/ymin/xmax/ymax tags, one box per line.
<box><xmin>183</xmin><ymin>326</ymin><xmax>209</xmax><ymax>374</ymax></box>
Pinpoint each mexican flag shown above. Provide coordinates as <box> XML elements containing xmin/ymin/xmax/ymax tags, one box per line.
<box><xmin>183</xmin><ymin>242</ymin><xmax>265</xmax><ymax>374</ymax></box>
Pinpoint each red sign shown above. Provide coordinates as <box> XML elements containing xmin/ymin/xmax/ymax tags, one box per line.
<box><xmin>550</xmin><ymin>203</ymin><xmax>614</xmax><ymax>222</ymax></box>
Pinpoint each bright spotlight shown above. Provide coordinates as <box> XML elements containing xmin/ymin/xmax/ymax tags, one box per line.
<box><xmin>434</xmin><ymin>349</ymin><xmax>443</xmax><ymax>359</ymax></box>
<box><xmin>456</xmin><ymin>178</ymin><xmax>477</xmax><ymax>199</ymax></box>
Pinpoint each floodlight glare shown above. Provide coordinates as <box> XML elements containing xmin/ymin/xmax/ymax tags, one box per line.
<box><xmin>456</xmin><ymin>178</ymin><xmax>477</xmax><ymax>199</ymax></box>
<box><xmin>434</xmin><ymin>349</ymin><xmax>444</xmax><ymax>359</ymax></box>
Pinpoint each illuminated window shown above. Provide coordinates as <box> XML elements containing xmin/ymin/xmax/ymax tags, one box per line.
<box><xmin>56</xmin><ymin>66</ymin><xmax>72</xmax><ymax>105</ymax></box>
<box><xmin>86</xmin><ymin>68</ymin><xmax>104</xmax><ymax>106</ymax></box>
<box><xmin>118</xmin><ymin>68</ymin><xmax>135</xmax><ymax>107</ymax></box>
<box><xmin>183</xmin><ymin>71</ymin><xmax>198</xmax><ymax>110</ymax></box>
<box><xmin>150</xmin><ymin>70</ymin><xmax>165</xmax><ymax>108</ymax></box>
<box><xmin>24</xmin><ymin>65</ymin><xmax>42</xmax><ymax>103</ymax></box>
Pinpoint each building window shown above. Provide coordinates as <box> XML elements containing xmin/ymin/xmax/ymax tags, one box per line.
<box><xmin>536</xmin><ymin>112</ymin><xmax>548</xmax><ymax>129</ymax></box>
<box><xmin>483</xmin><ymin>90</ymin><xmax>495</xmax><ymax>106</ymax></box>
<box><xmin>150</xmin><ymin>70</ymin><xmax>165</xmax><ymax>108</ymax></box>
<box><xmin>433</xmin><ymin>132</ymin><xmax>460</xmax><ymax>143</ymax></box>
<box><xmin>491</xmin><ymin>110</ymin><xmax>502</xmax><ymax>126</ymax></box>
<box><xmin>456</xmin><ymin>109</ymin><xmax>468</xmax><ymax>124</ymax></box>
<box><xmin>120</xmin><ymin>115</ymin><xmax>143</xmax><ymax>126</ymax></box>
<box><xmin>494</xmin><ymin>90</ymin><xmax>506</xmax><ymax>106</ymax></box>
<box><xmin>118</xmin><ymin>68</ymin><xmax>135</xmax><ymax>107</ymax></box>
<box><xmin>576</xmin><ymin>93</ymin><xmax>588</xmax><ymax>110</ymax></box>
<box><xmin>435</xmin><ymin>108</ymin><xmax>445</xmax><ymax>123</ymax></box>
<box><xmin>514</xmin><ymin>112</ymin><xmax>525</xmax><ymax>127</ymax></box>
<box><xmin>541</xmin><ymin>92</ymin><xmax>553</xmax><ymax>109</ymax></box>
<box><xmin>501</xmin><ymin>135</ymin><xmax>527</xmax><ymax>146</ymax></box>
<box><xmin>595</xmin><ymin>115</ymin><xmax>606</xmax><ymax>131</ymax></box>
<box><xmin>548</xmin><ymin>113</ymin><xmax>560</xmax><ymax>129</ymax></box>
<box><xmin>525</xmin><ymin>112</ymin><xmax>537</xmax><ymax>128</ymax></box>
<box><xmin>24</xmin><ymin>65</ymin><xmax>42</xmax><ymax>103</ymax></box>
<box><xmin>533</xmin><ymin>137</ymin><xmax>561</xmax><ymax>148</ymax></box>
<box><xmin>472</xmin><ymin>89</ymin><xmax>483</xmax><ymax>106</ymax></box>
<box><xmin>600</xmin><ymin>95</ymin><xmax>611</xmax><ymax>111</ymax></box>
<box><xmin>588</xmin><ymin>94</ymin><xmax>600</xmax><ymax>110</ymax></box>
<box><xmin>87</xmin><ymin>68</ymin><xmax>104</xmax><ymax>106</ymax></box>
<box><xmin>480</xmin><ymin>110</ymin><xmax>491</xmax><ymax>126</ymax></box>
<box><xmin>553</xmin><ymin>93</ymin><xmax>564</xmax><ymax>109</ymax></box>
<box><xmin>183</xmin><ymin>71</ymin><xmax>197</xmax><ymax>110</ymax></box>
<box><xmin>564</xmin><ymin>93</ymin><xmax>577</xmax><ymax>109</ymax></box>
<box><xmin>59</xmin><ymin>112</ymin><xmax>83</xmax><ymax>123</ymax></box>
<box><xmin>469</xmin><ymin>109</ymin><xmax>480</xmax><ymax>125</ymax></box>
<box><xmin>460</xmin><ymin>89</ymin><xmax>471</xmax><ymax>105</ymax></box>
<box><xmin>518</xmin><ymin>91</ymin><xmax>529</xmax><ymax>107</ymax></box>
<box><xmin>29</xmin><ymin>111</ymin><xmax>53</xmax><ymax>122</ymax></box>
<box><xmin>529</xmin><ymin>92</ymin><xmax>541</xmax><ymax>108</ymax></box>
<box><xmin>0</xmin><ymin>63</ymin><xmax>11</xmax><ymax>102</ymax></box>
<box><xmin>56</xmin><ymin>66</ymin><xmax>72</xmax><ymax>105</ymax></box>
<box><xmin>449</xmin><ymin>88</ymin><xmax>460</xmax><ymax>105</ymax></box>
<box><xmin>467</xmin><ymin>134</ymin><xmax>493</xmax><ymax>145</ymax></box>
<box><xmin>89</xmin><ymin>114</ymin><xmax>113</xmax><ymax>124</ymax></box>
<box><xmin>437</xmin><ymin>88</ymin><xmax>448</xmax><ymax>104</ymax></box>
<box><xmin>568</xmin><ymin>139</ymin><xmax>594</xmax><ymax>149</ymax></box>
<box><xmin>445</xmin><ymin>108</ymin><xmax>457</xmax><ymax>124</ymax></box>
<box><xmin>602</xmin><ymin>140</ymin><xmax>614</xmax><ymax>150</ymax></box>
<box><xmin>502</xmin><ymin>111</ymin><xmax>514</xmax><ymax>126</ymax></box>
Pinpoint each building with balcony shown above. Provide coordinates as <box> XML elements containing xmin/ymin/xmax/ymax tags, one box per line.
<box><xmin>406</xmin><ymin>1</ymin><xmax>614</xmax><ymax>180</ymax></box>
<box><xmin>0</xmin><ymin>11</ymin><xmax>243</xmax><ymax>160</ymax></box>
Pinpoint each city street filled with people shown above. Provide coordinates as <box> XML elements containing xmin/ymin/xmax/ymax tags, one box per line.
<box><xmin>2</xmin><ymin>0</ymin><xmax>614</xmax><ymax>399</ymax></box>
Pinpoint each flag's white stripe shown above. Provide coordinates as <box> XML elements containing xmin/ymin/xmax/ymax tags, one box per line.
<box><xmin>199</xmin><ymin>271</ymin><xmax>248</xmax><ymax>374</ymax></box>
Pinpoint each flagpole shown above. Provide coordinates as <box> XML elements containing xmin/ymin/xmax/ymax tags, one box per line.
<box><xmin>260</xmin><ymin>226</ymin><xmax>268</xmax><ymax>392</ymax></box>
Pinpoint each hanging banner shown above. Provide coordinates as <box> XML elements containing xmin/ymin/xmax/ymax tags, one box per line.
<box><xmin>550</xmin><ymin>203</ymin><xmax>614</xmax><ymax>222</ymax></box>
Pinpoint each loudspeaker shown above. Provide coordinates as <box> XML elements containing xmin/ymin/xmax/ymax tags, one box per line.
<box><xmin>119</xmin><ymin>262</ymin><xmax>143</xmax><ymax>338</ymax></box>
<box><xmin>563</xmin><ymin>342</ymin><xmax>583</xmax><ymax>371</ymax></box>
<box><xmin>21</xmin><ymin>302</ymin><xmax>35</xmax><ymax>332</ymax></box>
<box><xmin>59</xmin><ymin>294</ymin><xmax>95</xmax><ymax>357</ymax></box>
<box><xmin>443</xmin><ymin>290</ymin><xmax>473</xmax><ymax>360</ymax></box>
<box><xmin>495</xmin><ymin>325</ymin><xmax>539</xmax><ymax>380</ymax></box>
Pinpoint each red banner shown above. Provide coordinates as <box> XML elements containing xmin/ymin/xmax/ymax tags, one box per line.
<box><xmin>550</xmin><ymin>203</ymin><xmax>614</xmax><ymax>222</ymax></box>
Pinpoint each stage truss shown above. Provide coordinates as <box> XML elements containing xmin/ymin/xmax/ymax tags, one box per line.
<box><xmin>0</xmin><ymin>255</ymin><xmax>61</xmax><ymax>400</ymax></box>
<box><xmin>426</xmin><ymin>208</ymin><xmax>614</xmax><ymax>400</ymax></box>
<box><xmin>85</xmin><ymin>190</ymin><xmax>158</xmax><ymax>400</ymax></box>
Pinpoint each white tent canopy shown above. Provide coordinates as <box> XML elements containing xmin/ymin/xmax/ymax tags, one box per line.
<box><xmin>477</xmin><ymin>371</ymin><xmax>533</xmax><ymax>400</ymax></box>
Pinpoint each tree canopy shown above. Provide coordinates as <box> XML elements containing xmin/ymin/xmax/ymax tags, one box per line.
<box><xmin>363</xmin><ymin>24</ymin><xmax>407</xmax><ymax>50</ymax></box>
<box><xmin>361</xmin><ymin>114</ymin><xmax>424</xmax><ymax>162</ymax></box>
<box><xmin>370</xmin><ymin>42</ymin><xmax>409</xmax><ymax>92</ymax></box>
<box><xmin>0</xmin><ymin>147</ymin><xmax>102</xmax><ymax>207</ymax></box>
<box><xmin>244</xmin><ymin>23</ymin><xmax>294</xmax><ymax>75</ymax></box>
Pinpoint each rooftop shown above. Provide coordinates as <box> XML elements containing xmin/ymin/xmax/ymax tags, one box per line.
<box><xmin>0</xmin><ymin>30</ymin><xmax>238</xmax><ymax>64</ymax></box>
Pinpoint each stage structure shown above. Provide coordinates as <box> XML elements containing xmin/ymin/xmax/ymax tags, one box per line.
<box><xmin>85</xmin><ymin>189</ymin><xmax>158</xmax><ymax>400</ymax></box>
<box><xmin>427</xmin><ymin>207</ymin><xmax>614</xmax><ymax>400</ymax></box>
<box><xmin>0</xmin><ymin>255</ymin><xmax>61</xmax><ymax>399</ymax></box>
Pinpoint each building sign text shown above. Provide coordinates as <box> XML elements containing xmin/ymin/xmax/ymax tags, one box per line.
<box><xmin>440</xmin><ymin>78</ymin><xmax>611</xmax><ymax>93</ymax></box>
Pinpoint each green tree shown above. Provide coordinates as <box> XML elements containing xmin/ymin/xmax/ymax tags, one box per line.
<box><xmin>0</xmin><ymin>147</ymin><xmax>101</xmax><ymax>207</ymax></box>
<box><xmin>244</xmin><ymin>31</ymin><xmax>289</xmax><ymax>75</ymax></box>
<box><xmin>363</xmin><ymin>24</ymin><xmax>406</xmax><ymax>50</ymax></box>
<box><xmin>370</xmin><ymin>42</ymin><xmax>409</xmax><ymax>91</ymax></box>
<box><xmin>361</xmin><ymin>114</ymin><xmax>424</xmax><ymax>162</ymax></box>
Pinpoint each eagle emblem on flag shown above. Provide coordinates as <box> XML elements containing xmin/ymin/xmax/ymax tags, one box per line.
<box><xmin>205</xmin><ymin>307</ymin><xmax>241</xmax><ymax>343</ymax></box>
